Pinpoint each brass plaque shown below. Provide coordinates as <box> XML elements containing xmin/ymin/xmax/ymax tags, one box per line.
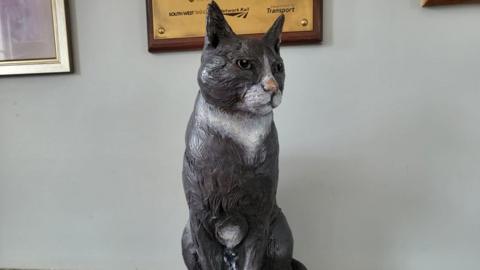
<box><xmin>147</xmin><ymin>0</ymin><xmax>322</xmax><ymax>51</ymax></box>
<box><xmin>153</xmin><ymin>0</ymin><xmax>312</xmax><ymax>39</ymax></box>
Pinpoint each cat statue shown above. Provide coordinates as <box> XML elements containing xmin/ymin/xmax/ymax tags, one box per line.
<box><xmin>181</xmin><ymin>2</ymin><xmax>307</xmax><ymax>270</ymax></box>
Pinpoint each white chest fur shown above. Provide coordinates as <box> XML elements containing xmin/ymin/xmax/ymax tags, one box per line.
<box><xmin>194</xmin><ymin>95</ymin><xmax>273</xmax><ymax>162</ymax></box>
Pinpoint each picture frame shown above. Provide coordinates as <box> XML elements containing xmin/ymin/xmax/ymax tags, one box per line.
<box><xmin>146</xmin><ymin>0</ymin><xmax>323</xmax><ymax>52</ymax></box>
<box><xmin>422</xmin><ymin>0</ymin><xmax>480</xmax><ymax>6</ymax></box>
<box><xmin>0</xmin><ymin>0</ymin><xmax>72</xmax><ymax>76</ymax></box>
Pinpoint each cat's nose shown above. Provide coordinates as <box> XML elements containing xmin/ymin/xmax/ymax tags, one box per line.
<box><xmin>262</xmin><ymin>77</ymin><xmax>279</xmax><ymax>93</ymax></box>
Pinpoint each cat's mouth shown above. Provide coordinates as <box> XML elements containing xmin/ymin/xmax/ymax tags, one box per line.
<box><xmin>236</xmin><ymin>86</ymin><xmax>282</xmax><ymax>114</ymax></box>
<box><xmin>264</xmin><ymin>100</ymin><xmax>276</xmax><ymax>109</ymax></box>
<box><xmin>268</xmin><ymin>101</ymin><xmax>278</xmax><ymax>109</ymax></box>
<box><xmin>271</xmin><ymin>92</ymin><xmax>282</xmax><ymax>108</ymax></box>
<box><xmin>255</xmin><ymin>92</ymin><xmax>282</xmax><ymax>110</ymax></box>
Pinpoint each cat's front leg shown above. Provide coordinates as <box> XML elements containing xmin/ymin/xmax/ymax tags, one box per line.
<box><xmin>239</xmin><ymin>220</ymin><xmax>270</xmax><ymax>270</ymax></box>
<box><xmin>189</xmin><ymin>217</ymin><xmax>226</xmax><ymax>270</ymax></box>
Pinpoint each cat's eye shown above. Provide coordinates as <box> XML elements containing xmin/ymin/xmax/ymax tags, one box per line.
<box><xmin>275</xmin><ymin>63</ymin><xmax>284</xmax><ymax>73</ymax></box>
<box><xmin>236</xmin><ymin>59</ymin><xmax>253</xmax><ymax>70</ymax></box>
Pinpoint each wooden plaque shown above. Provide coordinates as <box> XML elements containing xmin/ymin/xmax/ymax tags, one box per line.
<box><xmin>422</xmin><ymin>0</ymin><xmax>480</xmax><ymax>6</ymax></box>
<box><xmin>146</xmin><ymin>0</ymin><xmax>322</xmax><ymax>52</ymax></box>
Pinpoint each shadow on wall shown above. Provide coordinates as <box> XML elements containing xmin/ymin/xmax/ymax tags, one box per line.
<box><xmin>67</xmin><ymin>0</ymin><xmax>81</xmax><ymax>74</ymax></box>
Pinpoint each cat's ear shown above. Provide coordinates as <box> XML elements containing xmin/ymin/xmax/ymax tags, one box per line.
<box><xmin>205</xmin><ymin>1</ymin><xmax>235</xmax><ymax>48</ymax></box>
<box><xmin>263</xmin><ymin>14</ymin><xmax>285</xmax><ymax>53</ymax></box>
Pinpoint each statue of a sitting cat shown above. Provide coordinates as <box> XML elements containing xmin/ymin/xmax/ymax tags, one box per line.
<box><xmin>181</xmin><ymin>2</ymin><xmax>307</xmax><ymax>270</ymax></box>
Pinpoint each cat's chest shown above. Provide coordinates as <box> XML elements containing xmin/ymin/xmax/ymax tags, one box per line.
<box><xmin>217</xmin><ymin>115</ymin><xmax>271</xmax><ymax>159</ymax></box>
<box><xmin>193</xmin><ymin>98</ymin><xmax>273</xmax><ymax>163</ymax></box>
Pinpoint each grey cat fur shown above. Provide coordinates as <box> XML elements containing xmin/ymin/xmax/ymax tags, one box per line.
<box><xmin>181</xmin><ymin>2</ymin><xmax>307</xmax><ymax>270</ymax></box>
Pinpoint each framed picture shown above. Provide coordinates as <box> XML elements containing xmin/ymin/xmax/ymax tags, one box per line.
<box><xmin>422</xmin><ymin>0</ymin><xmax>480</xmax><ymax>6</ymax></box>
<box><xmin>146</xmin><ymin>0</ymin><xmax>323</xmax><ymax>52</ymax></box>
<box><xmin>0</xmin><ymin>0</ymin><xmax>72</xmax><ymax>76</ymax></box>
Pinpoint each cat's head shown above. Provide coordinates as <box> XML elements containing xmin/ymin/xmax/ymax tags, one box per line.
<box><xmin>197</xmin><ymin>1</ymin><xmax>285</xmax><ymax>116</ymax></box>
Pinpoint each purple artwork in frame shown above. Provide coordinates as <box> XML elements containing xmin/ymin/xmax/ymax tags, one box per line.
<box><xmin>0</xmin><ymin>0</ymin><xmax>56</xmax><ymax>61</ymax></box>
<box><xmin>0</xmin><ymin>0</ymin><xmax>71</xmax><ymax>76</ymax></box>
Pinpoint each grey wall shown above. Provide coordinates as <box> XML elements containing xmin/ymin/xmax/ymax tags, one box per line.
<box><xmin>1</xmin><ymin>0</ymin><xmax>480</xmax><ymax>269</ymax></box>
